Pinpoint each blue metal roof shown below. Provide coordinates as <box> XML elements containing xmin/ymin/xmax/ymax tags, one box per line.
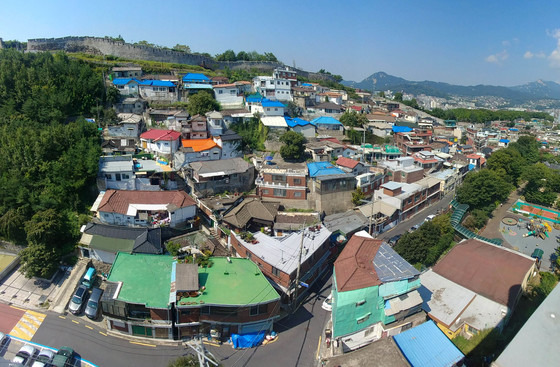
<box><xmin>113</xmin><ymin>78</ymin><xmax>140</xmax><ymax>85</ymax></box>
<box><xmin>509</xmin><ymin>128</ymin><xmax>519</xmax><ymax>131</ymax></box>
<box><xmin>311</xmin><ymin>116</ymin><xmax>342</xmax><ymax>126</ymax></box>
<box><xmin>286</xmin><ymin>117</ymin><xmax>316</xmax><ymax>128</ymax></box>
<box><xmin>301</xmin><ymin>83</ymin><xmax>312</xmax><ymax>86</ymax></box>
<box><xmin>393</xmin><ymin>320</ymin><xmax>464</xmax><ymax>367</ymax></box>
<box><xmin>182</xmin><ymin>73</ymin><xmax>210</xmax><ymax>83</ymax></box>
<box><xmin>246</xmin><ymin>93</ymin><xmax>263</xmax><ymax>103</ymax></box>
<box><xmin>499</xmin><ymin>139</ymin><xmax>510</xmax><ymax>143</ymax></box>
<box><xmin>183</xmin><ymin>84</ymin><xmax>213</xmax><ymax>90</ymax></box>
<box><xmin>307</xmin><ymin>161</ymin><xmax>345</xmax><ymax>177</ymax></box>
<box><xmin>393</xmin><ymin>126</ymin><xmax>413</xmax><ymax>133</ymax></box>
<box><xmin>261</xmin><ymin>99</ymin><xmax>286</xmax><ymax>108</ymax></box>
<box><xmin>139</xmin><ymin>80</ymin><xmax>175</xmax><ymax>87</ymax></box>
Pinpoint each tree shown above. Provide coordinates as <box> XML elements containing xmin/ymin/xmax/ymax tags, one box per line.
<box><xmin>339</xmin><ymin>110</ymin><xmax>367</xmax><ymax>128</ymax></box>
<box><xmin>19</xmin><ymin>242</ymin><xmax>61</xmax><ymax>278</ymax></box>
<box><xmin>187</xmin><ymin>91</ymin><xmax>220</xmax><ymax>116</ymax></box>
<box><xmin>509</xmin><ymin>135</ymin><xmax>540</xmax><ymax>164</ymax></box>
<box><xmin>352</xmin><ymin>188</ymin><xmax>366</xmax><ymax>206</ymax></box>
<box><xmin>377</xmin><ymin>91</ymin><xmax>385</xmax><ymax>98</ymax></box>
<box><xmin>25</xmin><ymin>209</ymin><xmax>68</xmax><ymax>247</ymax></box>
<box><xmin>486</xmin><ymin>148</ymin><xmax>525</xmax><ymax>185</ymax></box>
<box><xmin>286</xmin><ymin>101</ymin><xmax>301</xmax><ymax>118</ymax></box>
<box><xmin>173</xmin><ymin>44</ymin><xmax>191</xmax><ymax>53</ymax></box>
<box><xmin>457</xmin><ymin>169</ymin><xmax>513</xmax><ymax>213</ymax></box>
<box><xmin>394</xmin><ymin>92</ymin><xmax>403</xmax><ymax>102</ymax></box>
<box><xmin>279</xmin><ymin>131</ymin><xmax>306</xmax><ymax>161</ymax></box>
<box><xmin>215</xmin><ymin>49</ymin><xmax>236</xmax><ymax>61</ymax></box>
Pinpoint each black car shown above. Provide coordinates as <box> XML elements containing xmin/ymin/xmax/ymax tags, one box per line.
<box><xmin>387</xmin><ymin>234</ymin><xmax>402</xmax><ymax>246</ymax></box>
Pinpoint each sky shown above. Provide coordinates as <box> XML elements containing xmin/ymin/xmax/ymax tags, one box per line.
<box><xmin>2</xmin><ymin>0</ymin><xmax>560</xmax><ymax>86</ymax></box>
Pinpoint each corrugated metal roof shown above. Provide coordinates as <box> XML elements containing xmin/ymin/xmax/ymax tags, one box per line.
<box><xmin>139</xmin><ymin>80</ymin><xmax>175</xmax><ymax>87</ymax></box>
<box><xmin>374</xmin><ymin>243</ymin><xmax>419</xmax><ymax>282</ymax></box>
<box><xmin>261</xmin><ymin>99</ymin><xmax>286</xmax><ymax>108</ymax></box>
<box><xmin>113</xmin><ymin>78</ymin><xmax>140</xmax><ymax>85</ymax></box>
<box><xmin>307</xmin><ymin>161</ymin><xmax>345</xmax><ymax>177</ymax></box>
<box><xmin>182</xmin><ymin>73</ymin><xmax>210</xmax><ymax>82</ymax></box>
<box><xmin>393</xmin><ymin>320</ymin><xmax>464</xmax><ymax>367</ymax></box>
<box><xmin>311</xmin><ymin>116</ymin><xmax>342</xmax><ymax>125</ymax></box>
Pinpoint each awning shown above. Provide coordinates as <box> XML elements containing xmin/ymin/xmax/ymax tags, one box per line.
<box><xmin>384</xmin><ymin>290</ymin><xmax>423</xmax><ymax>316</ymax></box>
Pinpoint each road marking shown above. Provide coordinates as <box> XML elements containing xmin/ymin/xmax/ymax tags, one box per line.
<box><xmin>129</xmin><ymin>341</ymin><xmax>156</xmax><ymax>347</ymax></box>
<box><xmin>99</xmin><ymin>332</ymin><xmax>107</xmax><ymax>336</ymax></box>
<box><xmin>85</xmin><ymin>325</ymin><xmax>93</xmax><ymax>330</ymax></box>
<box><xmin>9</xmin><ymin>310</ymin><xmax>46</xmax><ymax>341</ymax></box>
<box><xmin>10</xmin><ymin>305</ymin><xmax>26</xmax><ymax>311</ymax></box>
<box><xmin>316</xmin><ymin>336</ymin><xmax>322</xmax><ymax>360</ymax></box>
<box><xmin>72</xmin><ymin>320</ymin><xmax>79</xmax><ymax>324</ymax></box>
<box><xmin>203</xmin><ymin>341</ymin><xmax>221</xmax><ymax>347</ymax></box>
<box><xmin>58</xmin><ymin>316</ymin><xmax>66</xmax><ymax>319</ymax></box>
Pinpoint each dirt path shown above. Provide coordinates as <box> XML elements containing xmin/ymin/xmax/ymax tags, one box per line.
<box><xmin>479</xmin><ymin>186</ymin><xmax>525</xmax><ymax>248</ymax></box>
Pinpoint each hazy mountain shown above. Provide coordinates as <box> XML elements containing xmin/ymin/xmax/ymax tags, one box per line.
<box><xmin>342</xmin><ymin>72</ymin><xmax>560</xmax><ymax>102</ymax></box>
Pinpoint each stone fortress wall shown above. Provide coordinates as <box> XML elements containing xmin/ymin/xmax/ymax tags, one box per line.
<box><xmin>26</xmin><ymin>36</ymin><xmax>334</xmax><ymax>81</ymax></box>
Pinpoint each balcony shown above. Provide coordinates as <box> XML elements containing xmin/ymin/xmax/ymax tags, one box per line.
<box><xmin>255</xmin><ymin>179</ymin><xmax>306</xmax><ymax>190</ymax></box>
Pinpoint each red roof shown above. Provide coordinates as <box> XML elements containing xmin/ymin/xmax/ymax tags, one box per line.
<box><xmin>334</xmin><ymin>235</ymin><xmax>383</xmax><ymax>292</ymax></box>
<box><xmin>349</xmin><ymin>106</ymin><xmax>362</xmax><ymax>112</ymax></box>
<box><xmin>466</xmin><ymin>154</ymin><xmax>481</xmax><ymax>160</ymax></box>
<box><xmin>433</xmin><ymin>239</ymin><xmax>535</xmax><ymax>307</ymax></box>
<box><xmin>140</xmin><ymin>129</ymin><xmax>181</xmax><ymax>141</ymax></box>
<box><xmin>98</xmin><ymin>190</ymin><xmax>196</xmax><ymax>215</ymax></box>
<box><xmin>181</xmin><ymin>138</ymin><xmax>219</xmax><ymax>152</ymax></box>
<box><xmin>336</xmin><ymin>157</ymin><xmax>360</xmax><ymax>169</ymax></box>
<box><xmin>319</xmin><ymin>137</ymin><xmax>342</xmax><ymax>145</ymax></box>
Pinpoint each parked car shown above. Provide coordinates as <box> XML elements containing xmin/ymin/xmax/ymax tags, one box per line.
<box><xmin>85</xmin><ymin>287</ymin><xmax>103</xmax><ymax>319</ymax></box>
<box><xmin>12</xmin><ymin>345</ymin><xmax>37</xmax><ymax>366</ymax></box>
<box><xmin>31</xmin><ymin>349</ymin><xmax>55</xmax><ymax>367</ymax></box>
<box><xmin>81</xmin><ymin>267</ymin><xmax>96</xmax><ymax>289</ymax></box>
<box><xmin>321</xmin><ymin>293</ymin><xmax>333</xmax><ymax>312</ymax></box>
<box><xmin>69</xmin><ymin>285</ymin><xmax>88</xmax><ymax>314</ymax></box>
<box><xmin>410</xmin><ymin>224</ymin><xmax>421</xmax><ymax>232</ymax></box>
<box><xmin>51</xmin><ymin>346</ymin><xmax>74</xmax><ymax>367</ymax></box>
<box><xmin>387</xmin><ymin>234</ymin><xmax>402</xmax><ymax>247</ymax></box>
<box><xmin>0</xmin><ymin>331</ymin><xmax>8</xmax><ymax>347</ymax></box>
<box><xmin>424</xmin><ymin>214</ymin><xmax>436</xmax><ymax>223</ymax></box>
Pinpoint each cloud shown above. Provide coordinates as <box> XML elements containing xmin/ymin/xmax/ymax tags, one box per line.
<box><xmin>524</xmin><ymin>51</ymin><xmax>546</xmax><ymax>59</ymax></box>
<box><xmin>485</xmin><ymin>50</ymin><xmax>509</xmax><ymax>64</ymax></box>
<box><xmin>502</xmin><ymin>40</ymin><xmax>510</xmax><ymax>47</ymax></box>
<box><xmin>549</xmin><ymin>28</ymin><xmax>560</xmax><ymax>68</ymax></box>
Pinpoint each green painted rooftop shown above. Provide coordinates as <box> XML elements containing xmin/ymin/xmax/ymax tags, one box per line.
<box><xmin>90</xmin><ymin>236</ymin><xmax>134</xmax><ymax>253</ymax></box>
<box><xmin>178</xmin><ymin>257</ymin><xmax>280</xmax><ymax>307</ymax></box>
<box><xmin>108</xmin><ymin>253</ymin><xmax>174</xmax><ymax>309</ymax></box>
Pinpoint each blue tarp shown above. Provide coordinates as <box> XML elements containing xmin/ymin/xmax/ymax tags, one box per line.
<box><xmin>392</xmin><ymin>126</ymin><xmax>413</xmax><ymax>133</ymax></box>
<box><xmin>231</xmin><ymin>331</ymin><xmax>266</xmax><ymax>349</ymax></box>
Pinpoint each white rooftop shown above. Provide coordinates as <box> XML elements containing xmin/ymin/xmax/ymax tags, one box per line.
<box><xmin>261</xmin><ymin>116</ymin><xmax>288</xmax><ymax>128</ymax></box>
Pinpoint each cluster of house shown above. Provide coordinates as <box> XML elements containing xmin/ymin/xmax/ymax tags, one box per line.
<box><xmin>77</xmin><ymin>63</ymin><xmax>547</xmax><ymax>361</ymax></box>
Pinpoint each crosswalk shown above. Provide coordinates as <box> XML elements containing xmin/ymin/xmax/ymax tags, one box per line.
<box><xmin>10</xmin><ymin>310</ymin><xmax>46</xmax><ymax>340</ymax></box>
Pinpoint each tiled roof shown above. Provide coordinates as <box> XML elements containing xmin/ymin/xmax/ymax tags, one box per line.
<box><xmin>336</xmin><ymin>157</ymin><xmax>360</xmax><ymax>169</ymax></box>
<box><xmin>140</xmin><ymin>129</ymin><xmax>181</xmax><ymax>141</ymax></box>
<box><xmin>189</xmin><ymin>158</ymin><xmax>251</xmax><ymax>175</ymax></box>
<box><xmin>334</xmin><ymin>232</ymin><xmax>383</xmax><ymax>292</ymax></box>
<box><xmin>82</xmin><ymin>222</ymin><xmax>162</xmax><ymax>255</ymax></box>
<box><xmin>433</xmin><ymin>239</ymin><xmax>535</xmax><ymax>307</ymax></box>
<box><xmin>97</xmin><ymin>190</ymin><xmax>196</xmax><ymax>215</ymax></box>
<box><xmin>222</xmin><ymin>197</ymin><xmax>279</xmax><ymax>229</ymax></box>
<box><xmin>181</xmin><ymin>138</ymin><xmax>219</xmax><ymax>152</ymax></box>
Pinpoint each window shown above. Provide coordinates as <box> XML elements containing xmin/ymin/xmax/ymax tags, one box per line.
<box><xmin>294</xmin><ymin>178</ymin><xmax>302</xmax><ymax>185</ymax></box>
<box><xmin>218</xmin><ymin>90</ymin><xmax>223</xmax><ymax>94</ymax></box>
<box><xmin>115</xmin><ymin>173</ymin><xmax>121</xmax><ymax>181</ymax></box>
<box><xmin>357</xmin><ymin>313</ymin><xmax>371</xmax><ymax>324</ymax></box>
<box><xmin>272</xmin><ymin>175</ymin><xmax>286</xmax><ymax>182</ymax></box>
<box><xmin>250</xmin><ymin>304</ymin><xmax>268</xmax><ymax>316</ymax></box>
<box><xmin>246</xmin><ymin>251</ymin><xmax>252</xmax><ymax>259</ymax></box>
<box><xmin>262</xmin><ymin>189</ymin><xmax>269</xmax><ymax>194</ymax></box>
<box><xmin>105</xmin><ymin>174</ymin><xmax>112</xmax><ymax>180</ymax></box>
<box><xmin>294</xmin><ymin>192</ymin><xmax>302</xmax><ymax>198</ymax></box>
<box><xmin>201</xmin><ymin>306</ymin><xmax>210</xmax><ymax>314</ymax></box>
<box><xmin>356</xmin><ymin>300</ymin><xmax>366</xmax><ymax>307</ymax></box>
<box><xmin>122</xmin><ymin>174</ymin><xmax>130</xmax><ymax>179</ymax></box>
<box><xmin>271</xmin><ymin>266</ymin><xmax>280</xmax><ymax>277</ymax></box>
<box><xmin>273</xmin><ymin>189</ymin><xmax>286</xmax><ymax>197</ymax></box>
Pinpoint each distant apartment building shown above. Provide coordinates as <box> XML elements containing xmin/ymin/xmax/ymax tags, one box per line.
<box><xmin>380</xmin><ymin>157</ymin><xmax>424</xmax><ymax>184</ymax></box>
<box><xmin>256</xmin><ymin>167</ymin><xmax>308</xmax><ymax>201</ymax></box>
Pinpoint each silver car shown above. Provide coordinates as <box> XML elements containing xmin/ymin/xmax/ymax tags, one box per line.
<box><xmin>12</xmin><ymin>345</ymin><xmax>37</xmax><ymax>366</ymax></box>
<box><xmin>31</xmin><ymin>349</ymin><xmax>55</xmax><ymax>367</ymax></box>
<box><xmin>69</xmin><ymin>285</ymin><xmax>88</xmax><ymax>314</ymax></box>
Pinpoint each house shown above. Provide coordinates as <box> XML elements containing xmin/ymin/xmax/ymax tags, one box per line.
<box><xmin>213</xmin><ymin>81</ymin><xmax>252</xmax><ymax>109</ymax></box>
<box><xmin>394</xmin><ymin>129</ymin><xmax>433</xmax><ymax>156</ymax></box>
<box><xmin>355</xmin><ymin>171</ymin><xmax>385</xmax><ymax>198</ymax></box>
<box><xmin>96</xmin><ymin>189</ymin><xmax>197</xmax><ymax>228</ymax></box>
<box><xmin>112</xmin><ymin>78</ymin><xmax>140</xmax><ymax>96</ymax></box>
<box><xmin>222</xmin><ymin>197</ymin><xmax>279</xmax><ymax>233</ymax></box>
<box><xmin>260</xmin><ymin>116</ymin><xmax>288</xmax><ymax>131</ymax></box>
<box><xmin>312</xmin><ymin>116</ymin><xmax>343</xmax><ymax>131</ymax></box>
<box><xmin>185</xmin><ymin>114</ymin><xmax>209</xmax><ymax>140</ymax></box>
<box><xmin>102</xmin><ymin>253</ymin><xmax>175</xmax><ymax>339</ymax></box>
<box><xmin>494</xmin><ymin>279</ymin><xmax>560</xmax><ymax>367</ymax></box>
<box><xmin>393</xmin><ymin>321</ymin><xmax>465</xmax><ymax>367</ymax></box>
<box><xmin>307</xmin><ymin>162</ymin><xmax>356</xmax><ymax>215</ymax></box>
<box><xmin>182</xmin><ymin>73</ymin><xmax>211</xmax><ymax>85</ymax></box>
<box><xmin>251</xmin><ymin>99</ymin><xmax>286</xmax><ymax>117</ymax></box>
<box><xmin>230</xmin><ymin>223</ymin><xmax>332</xmax><ymax>303</ymax></box>
<box><xmin>78</xmin><ymin>222</ymin><xmax>162</xmax><ymax>264</ymax></box>
<box><xmin>292</xmin><ymin>86</ymin><xmax>316</xmax><ymax>108</ymax></box>
<box><xmin>336</xmin><ymin>157</ymin><xmax>368</xmax><ymax>176</ymax></box>
<box><xmin>323</xmin><ymin>210</ymin><xmax>368</xmax><ymax>243</ymax></box>
<box><xmin>187</xmin><ymin>158</ymin><xmax>255</xmax><ymax>197</ymax></box>
<box><xmin>205</xmin><ymin>111</ymin><xmax>224</xmax><ymax>136</ymax></box>
<box><xmin>140</xmin><ymin>129</ymin><xmax>182</xmax><ymax>156</ymax></box>
<box><xmin>182</xmin><ymin>73</ymin><xmax>213</xmax><ymax>100</ymax></box>
<box><xmin>419</xmin><ymin>239</ymin><xmax>536</xmax><ymax>339</ymax></box>
<box><xmin>115</xmin><ymin>97</ymin><xmax>147</xmax><ymax>114</ymax></box>
<box><xmin>273</xmin><ymin>67</ymin><xmax>297</xmax><ymax>87</ymax></box>
<box><xmin>212</xmin><ymin>129</ymin><xmax>243</xmax><ymax>159</ymax></box>
<box><xmin>285</xmin><ymin>117</ymin><xmax>316</xmax><ymax>138</ymax></box>
<box><xmin>412</xmin><ymin>150</ymin><xmax>444</xmax><ymax>173</ymax></box>
<box><xmin>380</xmin><ymin>157</ymin><xmax>424</xmax><ymax>184</ymax></box>
<box><xmin>255</xmin><ymin>166</ymin><xmax>308</xmax><ymax>201</ymax></box>
<box><xmin>428</xmin><ymin>169</ymin><xmax>461</xmax><ymax>196</ymax></box>
<box><xmin>174</xmin><ymin>258</ymin><xmax>281</xmax><ymax>340</ymax></box>
<box><xmin>466</xmin><ymin>153</ymin><xmax>486</xmax><ymax>170</ymax></box>
<box><xmin>174</xmin><ymin>138</ymin><xmax>222</xmax><ymax>169</ymax></box>
<box><xmin>313</xmin><ymin>102</ymin><xmax>344</xmax><ymax>115</ymax></box>
<box><xmin>317</xmin><ymin>92</ymin><xmax>343</xmax><ymax>105</ymax></box>
<box><xmin>101</xmin><ymin>137</ymin><xmax>137</xmax><ymax>156</ymax></box>
<box><xmin>367</xmin><ymin>145</ymin><xmax>403</xmax><ymax>161</ymax></box>
<box><xmin>252</xmin><ymin>76</ymin><xmax>292</xmax><ymax>101</ymax></box>
<box><xmin>112</xmin><ymin>66</ymin><xmax>142</xmax><ymax>78</ymax></box>
<box><xmin>138</xmin><ymin>80</ymin><xmax>178</xmax><ymax>102</ymax></box>
<box><xmin>331</xmin><ymin>231</ymin><xmax>424</xmax><ymax>353</ymax></box>
<box><xmin>305</xmin><ymin>140</ymin><xmax>345</xmax><ymax>161</ymax></box>
<box><xmin>273</xmin><ymin>212</ymin><xmax>321</xmax><ymax>236</ymax></box>
<box><xmin>97</xmin><ymin>155</ymin><xmax>135</xmax><ymax>190</ymax></box>
<box><xmin>107</xmin><ymin>113</ymin><xmax>142</xmax><ymax>138</ymax></box>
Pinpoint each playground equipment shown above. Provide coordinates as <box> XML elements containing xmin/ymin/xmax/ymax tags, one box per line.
<box><xmin>523</xmin><ymin>219</ymin><xmax>550</xmax><ymax>239</ymax></box>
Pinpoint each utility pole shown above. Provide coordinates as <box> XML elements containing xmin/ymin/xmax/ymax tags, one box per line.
<box><xmin>293</xmin><ymin>224</ymin><xmax>305</xmax><ymax>312</ymax></box>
